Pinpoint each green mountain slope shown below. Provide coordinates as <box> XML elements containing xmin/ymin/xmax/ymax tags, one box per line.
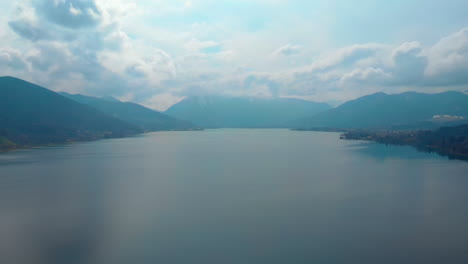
<box><xmin>0</xmin><ymin>76</ymin><xmax>142</xmax><ymax>150</ymax></box>
<box><xmin>61</xmin><ymin>93</ymin><xmax>197</xmax><ymax>131</ymax></box>
<box><xmin>297</xmin><ymin>91</ymin><xmax>468</xmax><ymax>129</ymax></box>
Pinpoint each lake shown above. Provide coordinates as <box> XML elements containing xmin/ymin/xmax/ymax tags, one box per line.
<box><xmin>1</xmin><ymin>129</ymin><xmax>467</xmax><ymax>264</ymax></box>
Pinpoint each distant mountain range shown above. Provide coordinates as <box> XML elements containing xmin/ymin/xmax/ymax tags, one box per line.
<box><xmin>61</xmin><ymin>93</ymin><xmax>196</xmax><ymax>131</ymax></box>
<box><xmin>0</xmin><ymin>76</ymin><xmax>196</xmax><ymax>151</ymax></box>
<box><xmin>165</xmin><ymin>96</ymin><xmax>331</xmax><ymax>128</ymax></box>
<box><xmin>2</xmin><ymin>75</ymin><xmax>468</xmax><ymax>151</ymax></box>
<box><xmin>296</xmin><ymin>91</ymin><xmax>468</xmax><ymax>129</ymax></box>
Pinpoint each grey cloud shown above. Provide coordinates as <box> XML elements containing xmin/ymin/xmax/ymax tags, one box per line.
<box><xmin>244</xmin><ymin>75</ymin><xmax>281</xmax><ymax>97</ymax></box>
<box><xmin>148</xmin><ymin>50</ymin><xmax>177</xmax><ymax>79</ymax></box>
<box><xmin>8</xmin><ymin>20</ymin><xmax>51</xmax><ymax>41</ymax></box>
<box><xmin>165</xmin><ymin>30</ymin><xmax>467</xmax><ymax>105</ymax></box>
<box><xmin>340</xmin><ymin>67</ymin><xmax>391</xmax><ymax>85</ymax></box>
<box><xmin>27</xmin><ymin>42</ymin><xmax>70</xmax><ymax>72</ymax></box>
<box><xmin>293</xmin><ymin>41</ymin><xmax>430</xmax><ymax>93</ymax></box>
<box><xmin>34</xmin><ymin>0</ymin><xmax>101</xmax><ymax>29</ymax></box>
<box><xmin>308</xmin><ymin>44</ymin><xmax>386</xmax><ymax>72</ymax></box>
<box><xmin>1</xmin><ymin>0</ymin><xmax>176</xmax><ymax>107</ymax></box>
<box><xmin>125</xmin><ymin>64</ymin><xmax>146</xmax><ymax>78</ymax></box>
<box><xmin>29</xmin><ymin>43</ymin><xmax>136</xmax><ymax>97</ymax></box>
<box><xmin>288</xmin><ymin>72</ymin><xmax>339</xmax><ymax>97</ymax></box>
<box><xmin>334</xmin><ymin>45</ymin><xmax>381</xmax><ymax>68</ymax></box>
<box><xmin>0</xmin><ymin>49</ymin><xmax>28</xmax><ymax>70</ymax></box>
<box><xmin>334</xmin><ymin>42</ymin><xmax>429</xmax><ymax>87</ymax></box>
<box><xmin>153</xmin><ymin>72</ymin><xmax>283</xmax><ymax>100</ymax></box>
<box><xmin>28</xmin><ymin>54</ymin><xmax>53</xmax><ymax>71</ymax></box>
<box><xmin>391</xmin><ymin>42</ymin><xmax>427</xmax><ymax>85</ymax></box>
<box><xmin>425</xmin><ymin>27</ymin><xmax>468</xmax><ymax>86</ymax></box>
<box><xmin>287</xmin><ymin>44</ymin><xmax>387</xmax><ymax>97</ymax></box>
<box><xmin>8</xmin><ymin>1</ymin><xmax>127</xmax><ymax>80</ymax></box>
<box><xmin>26</xmin><ymin>41</ymin><xmax>104</xmax><ymax>84</ymax></box>
<box><xmin>68</xmin><ymin>48</ymin><xmax>105</xmax><ymax>81</ymax></box>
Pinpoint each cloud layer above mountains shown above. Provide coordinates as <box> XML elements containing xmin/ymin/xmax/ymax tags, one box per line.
<box><xmin>1</xmin><ymin>0</ymin><xmax>468</xmax><ymax>110</ymax></box>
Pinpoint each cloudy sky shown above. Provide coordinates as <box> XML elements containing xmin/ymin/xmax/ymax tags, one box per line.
<box><xmin>1</xmin><ymin>0</ymin><xmax>468</xmax><ymax>110</ymax></box>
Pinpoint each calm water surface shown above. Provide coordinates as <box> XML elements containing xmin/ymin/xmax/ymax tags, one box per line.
<box><xmin>1</xmin><ymin>129</ymin><xmax>467</xmax><ymax>264</ymax></box>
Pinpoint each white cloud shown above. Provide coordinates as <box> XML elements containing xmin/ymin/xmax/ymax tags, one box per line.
<box><xmin>184</xmin><ymin>38</ymin><xmax>220</xmax><ymax>53</ymax></box>
<box><xmin>273</xmin><ymin>44</ymin><xmax>301</xmax><ymax>57</ymax></box>
<box><xmin>297</xmin><ymin>43</ymin><xmax>388</xmax><ymax>74</ymax></box>
<box><xmin>142</xmin><ymin>93</ymin><xmax>185</xmax><ymax>111</ymax></box>
<box><xmin>0</xmin><ymin>48</ymin><xmax>28</xmax><ymax>70</ymax></box>
<box><xmin>184</xmin><ymin>1</ymin><xmax>193</xmax><ymax>9</ymax></box>
<box><xmin>425</xmin><ymin>27</ymin><xmax>468</xmax><ymax>85</ymax></box>
<box><xmin>1</xmin><ymin>1</ymin><xmax>467</xmax><ymax>110</ymax></box>
<box><xmin>340</xmin><ymin>67</ymin><xmax>391</xmax><ymax>86</ymax></box>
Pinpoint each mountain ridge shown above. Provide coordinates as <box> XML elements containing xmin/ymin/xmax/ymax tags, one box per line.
<box><xmin>61</xmin><ymin>92</ymin><xmax>198</xmax><ymax>131</ymax></box>
<box><xmin>296</xmin><ymin>91</ymin><xmax>468</xmax><ymax>129</ymax></box>
<box><xmin>165</xmin><ymin>95</ymin><xmax>331</xmax><ymax>128</ymax></box>
<box><xmin>0</xmin><ymin>76</ymin><xmax>142</xmax><ymax>150</ymax></box>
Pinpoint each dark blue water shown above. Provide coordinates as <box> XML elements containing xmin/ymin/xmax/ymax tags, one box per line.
<box><xmin>1</xmin><ymin>129</ymin><xmax>467</xmax><ymax>264</ymax></box>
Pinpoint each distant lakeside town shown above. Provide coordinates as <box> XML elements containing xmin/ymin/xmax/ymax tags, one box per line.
<box><xmin>340</xmin><ymin>124</ymin><xmax>468</xmax><ymax>161</ymax></box>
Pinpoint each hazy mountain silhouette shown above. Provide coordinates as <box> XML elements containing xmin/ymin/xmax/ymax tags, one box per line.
<box><xmin>165</xmin><ymin>96</ymin><xmax>331</xmax><ymax>128</ymax></box>
<box><xmin>61</xmin><ymin>93</ymin><xmax>198</xmax><ymax>131</ymax></box>
<box><xmin>0</xmin><ymin>76</ymin><xmax>141</xmax><ymax>150</ymax></box>
<box><xmin>297</xmin><ymin>91</ymin><xmax>468</xmax><ymax>129</ymax></box>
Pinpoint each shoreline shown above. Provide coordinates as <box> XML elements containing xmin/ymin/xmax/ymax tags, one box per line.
<box><xmin>0</xmin><ymin>128</ymin><xmax>205</xmax><ymax>154</ymax></box>
<box><xmin>341</xmin><ymin>129</ymin><xmax>468</xmax><ymax>161</ymax></box>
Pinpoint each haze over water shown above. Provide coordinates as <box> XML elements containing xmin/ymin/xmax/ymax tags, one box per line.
<box><xmin>1</xmin><ymin>129</ymin><xmax>468</xmax><ymax>264</ymax></box>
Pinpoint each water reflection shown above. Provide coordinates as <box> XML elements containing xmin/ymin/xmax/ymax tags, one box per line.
<box><xmin>1</xmin><ymin>130</ymin><xmax>468</xmax><ymax>264</ymax></box>
<box><xmin>347</xmin><ymin>141</ymin><xmax>447</xmax><ymax>161</ymax></box>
